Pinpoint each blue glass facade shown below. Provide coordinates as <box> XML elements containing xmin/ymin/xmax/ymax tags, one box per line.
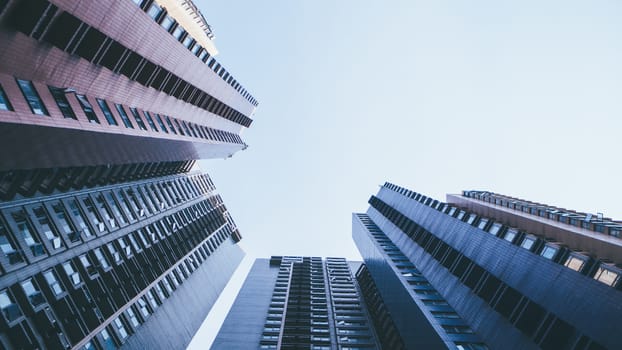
<box><xmin>355</xmin><ymin>182</ymin><xmax>622</xmax><ymax>350</ymax></box>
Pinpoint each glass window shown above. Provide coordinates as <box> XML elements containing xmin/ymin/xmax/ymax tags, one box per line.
<box><xmin>48</xmin><ymin>86</ymin><xmax>76</xmax><ymax>119</ymax></box>
<box><xmin>164</xmin><ymin>115</ymin><xmax>177</xmax><ymax>134</ymax></box>
<box><xmin>520</xmin><ymin>237</ymin><xmax>535</xmax><ymax>250</ymax></box>
<box><xmin>129</xmin><ymin>107</ymin><xmax>147</xmax><ymax>130</ymax></box>
<box><xmin>50</xmin><ymin>202</ymin><xmax>79</xmax><ymax>242</ymax></box>
<box><xmin>79</xmin><ymin>254</ymin><xmax>97</xmax><ymax>275</ymax></box>
<box><xmin>95</xmin><ymin>194</ymin><xmax>118</xmax><ymax>228</ymax></box>
<box><xmin>0</xmin><ymin>84</ymin><xmax>12</xmax><ymax>111</ymax></box>
<box><xmin>16</xmin><ymin>79</ymin><xmax>48</xmax><ymax>115</ymax></box>
<box><xmin>113</xmin><ymin>317</ymin><xmax>128</xmax><ymax>339</ymax></box>
<box><xmin>82</xmin><ymin>341</ymin><xmax>96</xmax><ymax>350</ymax></box>
<box><xmin>0</xmin><ymin>219</ymin><xmax>23</xmax><ymax>264</ymax></box>
<box><xmin>63</xmin><ymin>261</ymin><xmax>81</xmax><ymax>287</ymax></box>
<box><xmin>154</xmin><ymin>114</ymin><xmax>168</xmax><ymax>133</ymax></box>
<box><xmin>142</xmin><ymin>111</ymin><xmax>158</xmax><ymax>131</ymax></box>
<box><xmin>504</xmin><ymin>228</ymin><xmax>517</xmax><ymax>243</ymax></box>
<box><xmin>114</xmin><ymin>104</ymin><xmax>134</xmax><ymax>128</ymax></box>
<box><xmin>103</xmin><ymin>192</ymin><xmax>127</xmax><ymax>225</ymax></box>
<box><xmin>147</xmin><ymin>3</ymin><xmax>162</xmax><ymax>20</ymax></box>
<box><xmin>126</xmin><ymin>307</ymin><xmax>140</xmax><ymax>327</ymax></box>
<box><xmin>115</xmin><ymin>190</ymin><xmax>137</xmax><ymax>221</ymax></box>
<box><xmin>137</xmin><ymin>297</ymin><xmax>150</xmax><ymax>317</ymax></box>
<box><xmin>107</xmin><ymin>243</ymin><xmax>122</xmax><ymax>264</ymax></box>
<box><xmin>99</xmin><ymin>329</ymin><xmax>116</xmax><ymax>350</ymax></box>
<box><xmin>43</xmin><ymin>270</ymin><xmax>64</xmax><ymax>296</ymax></box>
<box><xmin>540</xmin><ymin>245</ymin><xmax>558</xmax><ymax>260</ymax></box>
<box><xmin>11</xmin><ymin>209</ymin><xmax>45</xmax><ymax>256</ymax></box>
<box><xmin>0</xmin><ymin>289</ymin><xmax>22</xmax><ymax>322</ymax></box>
<box><xmin>96</xmin><ymin>99</ymin><xmax>118</xmax><ymax>126</ymax></box>
<box><xmin>160</xmin><ymin>14</ymin><xmax>174</xmax><ymax>31</ymax></box>
<box><xmin>172</xmin><ymin>26</ymin><xmax>184</xmax><ymax>40</ymax></box>
<box><xmin>67</xmin><ymin>199</ymin><xmax>93</xmax><ymax>238</ymax></box>
<box><xmin>564</xmin><ymin>255</ymin><xmax>586</xmax><ymax>272</ymax></box>
<box><xmin>21</xmin><ymin>279</ymin><xmax>45</xmax><ymax>307</ymax></box>
<box><xmin>173</xmin><ymin>119</ymin><xmax>185</xmax><ymax>135</ymax></box>
<box><xmin>192</xmin><ymin>44</ymin><xmax>202</xmax><ymax>55</ymax></box>
<box><xmin>76</xmin><ymin>94</ymin><xmax>100</xmax><ymax>123</ymax></box>
<box><xmin>183</xmin><ymin>35</ymin><xmax>194</xmax><ymax>49</ymax></box>
<box><xmin>32</xmin><ymin>206</ymin><xmax>63</xmax><ymax>250</ymax></box>
<box><xmin>81</xmin><ymin>197</ymin><xmax>106</xmax><ymax>232</ymax></box>
<box><xmin>594</xmin><ymin>265</ymin><xmax>620</xmax><ymax>286</ymax></box>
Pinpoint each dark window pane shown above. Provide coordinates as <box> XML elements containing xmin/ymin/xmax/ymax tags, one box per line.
<box><xmin>76</xmin><ymin>94</ymin><xmax>100</xmax><ymax>123</ymax></box>
<box><xmin>114</xmin><ymin>104</ymin><xmax>134</xmax><ymax>128</ymax></box>
<box><xmin>96</xmin><ymin>98</ymin><xmax>118</xmax><ymax>126</ymax></box>
<box><xmin>142</xmin><ymin>111</ymin><xmax>158</xmax><ymax>132</ymax></box>
<box><xmin>48</xmin><ymin>86</ymin><xmax>76</xmax><ymax>119</ymax></box>
<box><xmin>129</xmin><ymin>108</ymin><xmax>147</xmax><ymax>130</ymax></box>
<box><xmin>0</xmin><ymin>84</ymin><xmax>13</xmax><ymax>111</ymax></box>
<box><xmin>16</xmin><ymin>79</ymin><xmax>48</xmax><ymax>115</ymax></box>
<box><xmin>154</xmin><ymin>114</ymin><xmax>168</xmax><ymax>133</ymax></box>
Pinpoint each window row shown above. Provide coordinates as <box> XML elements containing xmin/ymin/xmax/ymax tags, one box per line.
<box><xmin>0</xmin><ymin>79</ymin><xmax>245</xmax><ymax>146</ymax></box>
<box><xmin>0</xmin><ymin>197</ymin><xmax>232</xmax><ymax>349</ymax></box>
<box><xmin>463</xmin><ymin>190</ymin><xmax>622</xmax><ymax>239</ymax></box>
<box><xmin>382</xmin><ymin>184</ymin><xmax>622</xmax><ymax>289</ymax></box>
<box><xmin>134</xmin><ymin>0</ymin><xmax>257</xmax><ymax>107</ymax></box>
<box><xmin>368</xmin><ymin>198</ymin><xmax>608</xmax><ymax>350</ymax></box>
<box><xmin>0</xmin><ymin>173</ymin><xmax>215</xmax><ymax>274</ymax></box>
<box><xmin>9</xmin><ymin>0</ymin><xmax>253</xmax><ymax>127</ymax></box>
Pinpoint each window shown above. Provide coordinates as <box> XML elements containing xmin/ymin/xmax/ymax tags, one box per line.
<box><xmin>0</xmin><ymin>289</ymin><xmax>22</xmax><ymax>322</ymax></box>
<box><xmin>93</xmin><ymin>248</ymin><xmax>110</xmax><ymax>269</ymax></box>
<box><xmin>160</xmin><ymin>14</ymin><xmax>174</xmax><ymax>31</ymax></box>
<box><xmin>67</xmin><ymin>199</ymin><xmax>93</xmax><ymax>238</ymax></box>
<box><xmin>99</xmin><ymin>329</ymin><xmax>116</xmax><ymax>350</ymax></box>
<box><xmin>129</xmin><ymin>107</ymin><xmax>147</xmax><ymax>130</ymax></box>
<box><xmin>16</xmin><ymin>79</ymin><xmax>48</xmax><ymax>115</ymax></box>
<box><xmin>443</xmin><ymin>325</ymin><xmax>474</xmax><ymax>334</ymax></box>
<box><xmin>62</xmin><ymin>261</ymin><xmax>81</xmax><ymax>287</ymax></box>
<box><xmin>520</xmin><ymin>237</ymin><xmax>535</xmax><ymax>250</ymax></box>
<box><xmin>504</xmin><ymin>228</ymin><xmax>517</xmax><ymax>243</ymax></box>
<box><xmin>21</xmin><ymin>278</ymin><xmax>45</xmax><ymax>307</ymax></box>
<box><xmin>43</xmin><ymin>270</ymin><xmax>64</xmax><ymax>296</ymax></box>
<box><xmin>32</xmin><ymin>206</ymin><xmax>63</xmax><ymax>249</ymax></box>
<box><xmin>76</xmin><ymin>94</ymin><xmax>100</xmax><ymax>123</ymax></box>
<box><xmin>126</xmin><ymin>307</ymin><xmax>140</xmax><ymax>327</ymax></box>
<box><xmin>107</xmin><ymin>243</ymin><xmax>122</xmax><ymax>264</ymax></box>
<box><xmin>540</xmin><ymin>245</ymin><xmax>558</xmax><ymax>260</ymax></box>
<box><xmin>183</xmin><ymin>35</ymin><xmax>194</xmax><ymax>49</ymax></box>
<box><xmin>0</xmin><ymin>219</ymin><xmax>22</xmax><ymax>264</ymax></box>
<box><xmin>95</xmin><ymin>193</ymin><xmax>118</xmax><ymax>228</ymax></box>
<box><xmin>594</xmin><ymin>265</ymin><xmax>620</xmax><ymax>286</ymax></box>
<box><xmin>172</xmin><ymin>26</ymin><xmax>185</xmax><ymax>40</ymax></box>
<box><xmin>48</xmin><ymin>86</ymin><xmax>76</xmax><ymax>119</ymax></box>
<box><xmin>154</xmin><ymin>114</ymin><xmax>168</xmax><ymax>133</ymax></box>
<box><xmin>161</xmin><ymin>115</ymin><xmax>177</xmax><ymax>134</ymax></box>
<box><xmin>146</xmin><ymin>3</ymin><xmax>162</xmax><ymax>20</ymax></box>
<box><xmin>564</xmin><ymin>255</ymin><xmax>586</xmax><ymax>272</ymax></box>
<box><xmin>11</xmin><ymin>209</ymin><xmax>45</xmax><ymax>256</ymax></box>
<box><xmin>96</xmin><ymin>99</ymin><xmax>118</xmax><ymax>126</ymax></box>
<box><xmin>0</xmin><ymin>84</ymin><xmax>12</xmax><ymax>111</ymax></box>
<box><xmin>142</xmin><ymin>111</ymin><xmax>158</xmax><ymax>131</ymax></box>
<box><xmin>114</xmin><ymin>104</ymin><xmax>134</xmax><ymax>128</ymax></box>
<box><xmin>113</xmin><ymin>317</ymin><xmax>128</xmax><ymax>339</ymax></box>
<box><xmin>51</xmin><ymin>202</ymin><xmax>78</xmax><ymax>242</ymax></box>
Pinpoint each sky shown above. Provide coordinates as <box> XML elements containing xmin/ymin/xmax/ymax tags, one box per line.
<box><xmin>187</xmin><ymin>1</ymin><xmax>622</xmax><ymax>348</ymax></box>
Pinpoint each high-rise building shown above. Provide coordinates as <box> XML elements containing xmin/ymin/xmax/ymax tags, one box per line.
<box><xmin>354</xmin><ymin>182</ymin><xmax>622</xmax><ymax>350</ymax></box>
<box><xmin>0</xmin><ymin>0</ymin><xmax>256</xmax><ymax>348</ymax></box>
<box><xmin>0</xmin><ymin>0</ymin><xmax>256</xmax><ymax>200</ymax></box>
<box><xmin>213</xmin><ymin>256</ymin><xmax>395</xmax><ymax>349</ymax></box>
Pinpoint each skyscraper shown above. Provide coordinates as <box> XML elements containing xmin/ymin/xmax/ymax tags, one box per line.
<box><xmin>0</xmin><ymin>0</ymin><xmax>256</xmax><ymax>199</ymax></box>
<box><xmin>0</xmin><ymin>0</ymin><xmax>256</xmax><ymax>348</ymax></box>
<box><xmin>213</xmin><ymin>256</ymin><xmax>393</xmax><ymax>349</ymax></box>
<box><xmin>354</xmin><ymin>182</ymin><xmax>622</xmax><ymax>350</ymax></box>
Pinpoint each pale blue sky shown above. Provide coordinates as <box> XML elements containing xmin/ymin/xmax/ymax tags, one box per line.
<box><xmin>188</xmin><ymin>1</ymin><xmax>622</xmax><ymax>348</ymax></box>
